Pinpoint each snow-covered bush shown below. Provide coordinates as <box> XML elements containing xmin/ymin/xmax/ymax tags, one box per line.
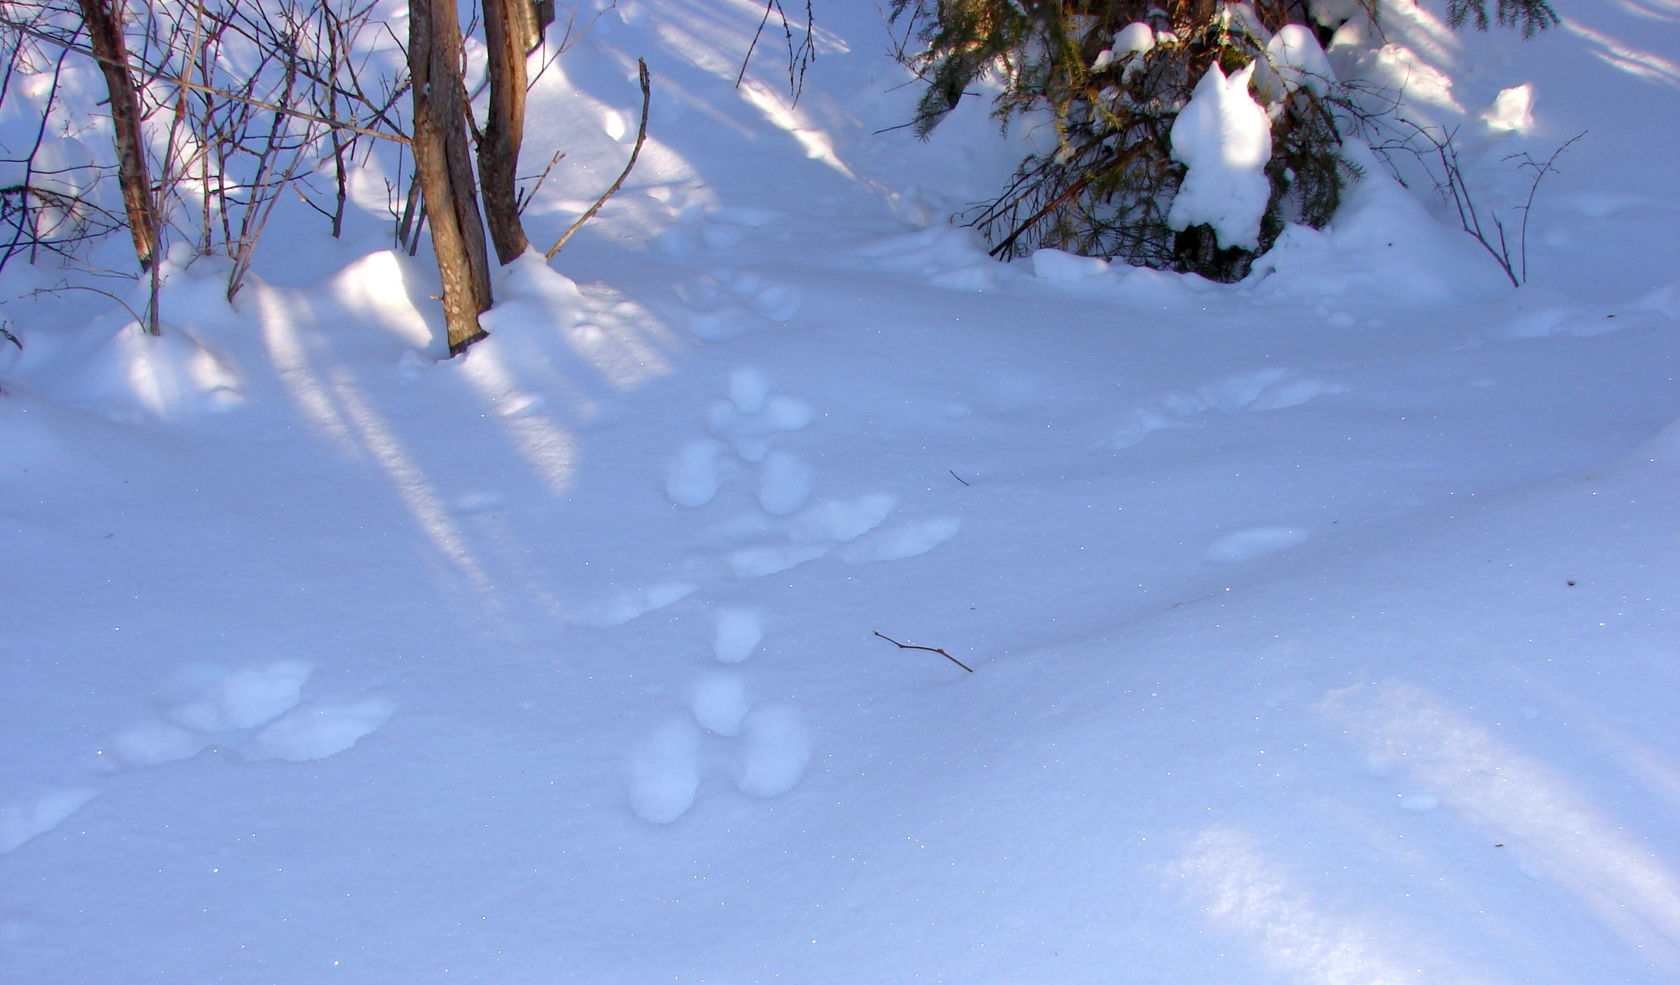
<box><xmin>891</xmin><ymin>0</ymin><xmax>1558</xmax><ymax>283</ymax></box>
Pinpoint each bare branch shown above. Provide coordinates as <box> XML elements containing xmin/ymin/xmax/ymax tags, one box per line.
<box><xmin>874</xmin><ymin>631</ymin><xmax>975</xmax><ymax>673</ymax></box>
<box><xmin>546</xmin><ymin>57</ymin><xmax>649</xmax><ymax>259</ymax></box>
<box><xmin>738</xmin><ymin>0</ymin><xmax>815</xmax><ymax>104</ymax></box>
<box><xmin>0</xmin><ymin>11</ymin><xmax>410</xmax><ymax>145</ymax></box>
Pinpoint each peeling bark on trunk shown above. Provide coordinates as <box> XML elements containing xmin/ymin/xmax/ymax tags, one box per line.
<box><xmin>479</xmin><ymin>0</ymin><xmax>542</xmax><ymax>264</ymax></box>
<box><xmin>77</xmin><ymin>0</ymin><xmax>158</xmax><ymax>276</ymax></box>
<box><xmin>409</xmin><ymin>0</ymin><xmax>493</xmax><ymax>355</ymax></box>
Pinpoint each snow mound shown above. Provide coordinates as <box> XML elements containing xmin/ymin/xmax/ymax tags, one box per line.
<box><xmin>1031</xmin><ymin>248</ymin><xmax>1113</xmax><ymax>284</ymax></box>
<box><xmin>1248</xmin><ymin>157</ymin><xmax>1513</xmax><ymax>304</ymax></box>
<box><xmin>21</xmin><ymin>320</ymin><xmax>245</xmax><ymax>423</ymax></box>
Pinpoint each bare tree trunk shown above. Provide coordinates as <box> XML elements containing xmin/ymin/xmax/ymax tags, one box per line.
<box><xmin>409</xmin><ymin>0</ymin><xmax>492</xmax><ymax>355</ymax></box>
<box><xmin>478</xmin><ymin>0</ymin><xmax>542</xmax><ymax>264</ymax></box>
<box><xmin>77</xmin><ymin>0</ymin><xmax>158</xmax><ymax>276</ymax></box>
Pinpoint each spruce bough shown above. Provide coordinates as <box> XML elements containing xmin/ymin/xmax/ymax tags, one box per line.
<box><xmin>892</xmin><ymin>0</ymin><xmax>1559</xmax><ymax>282</ymax></box>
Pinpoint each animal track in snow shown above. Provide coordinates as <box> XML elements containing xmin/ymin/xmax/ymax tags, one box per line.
<box><xmin>841</xmin><ymin>225</ymin><xmax>997</xmax><ymax>291</ymax></box>
<box><xmin>728</xmin><ymin>366</ymin><xmax>771</xmax><ymax>414</ymax></box>
<box><xmin>721</xmin><ymin>494</ymin><xmax>920</xmax><ymax>578</ymax></box>
<box><xmin>750</xmin><ymin>284</ymin><xmax>803</xmax><ymax>321</ymax></box>
<box><xmin>838</xmin><ymin>517</ymin><xmax>962</xmax><ymax>564</ymax></box>
<box><xmin>625</xmin><ymin>357</ymin><xmax>983</xmax><ymax>822</ymax></box>
<box><xmin>665</xmin><ymin>369</ymin><xmax>815</xmax><ymax>513</ymax></box>
<box><xmin>684</xmin><ymin>309</ymin><xmax>749</xmax><ymax>342</ymax></box>
<box><xmin>665</xmin><ymin>270</ymin><xmax>742</xmax><ymax>339</ymax></box>
<box><xmin>673</xmin><ymin>387</ymin><xmax>947</xmax><ymax>571</ymax></box>
<box><xmin>110</xmin><ymin>720</ymin><xmax>210</xmax><ymax>768</ymax></box>
<box><xmin>658</xmin><ymin>207</ymin><xmax>783</xmax><ymax>258</ymax></box>
<box><xmin>736</xmin><ymin>704</ymin><xmax>811</xmax><ymax>798</ymax></box>
<box><xmin>690</xmin><ymin>673</ymin><xmax>750</xmax><ymax>736</ymax></box>
<box><xmin>758</xmin><ymin>451</ymin><xmax>811</xmax><ymax>516</ymax></box>
<box><xmin>570</xmin><ymin>581</ymin><xmax>696</xmax><ymax>628</ymax></box>
<box><xmin>8</xmin><ymin>664</ymin><xmax>394</xmax><ymax>853</ymax></box>
<box><xmin>626</xmin><ymin>697</ymin><xmax>812</xmax><ymax>822</ymax></box>
<box><xmin>789</xmin><ymin>493</ymin><xmax>896</xmax><ymax>544</ymax></box>
<box><xmin>1114</xmin><ymin>368</ymin><xmax>1348</xmax><ymax>448</ymax></box>
<box><xmin>111</xmin><ymin>661</ymin><xmax>394</xmax><ymax>768</ymax></box>
<box><xmin>164</xmin><ymin>660</ymin><xmax>313</xmax><ymax>734</ymax></box>
<box><xmin>667</xmin><ymin>440</ymin><xmax>726</xmax><ymax>508</ymax></box>
<box><xmin>619</xmin><ymin>592</ymin><xmax>812</xmax><ymax>822</ymax></box>
<box><xmin>626</xmin><ymin>719</ymin><xmax>702</xmax><ymax>824</ymax></box>
<box><xmin>243</xmin><ymin>696</ymin><xmax>396</xmax><ymax>763</ymax></box>
<box><xmin>0</xmin><ymin>788</ymin><xmax>99</xmax><ymax>855</ymax></box>
<box><xmin>708</xmin><ymin>383</ymin><xmax>813</xmax><ymax>464</ymax></box>
<box><xmin>1198</xmin><ymin>368</ymin><xmax>1297</xmax><ymax>412</ymax></box>
<box><xmin>727</xmin><ymin>543</ymin><xmax>827</xmax><ymax>578</ymax></box>
<box><xmin>718</xmin><ymin>270</ymin><xmax>802</xmax><ymax>322</ymax></box>
<box><xmin>668</xmin><ymin>263</ymin><xmax>802</xmax><ymax>337</ymax></box>
<box><xmin>1202</xmin><ymin>526</ymin><xmax>1311</xmax><ymax>563</ymax></box>
<box><xmin>713</xmin><ymin>607</ymin><xmax>764</xmax><ymax>663</ymax></box>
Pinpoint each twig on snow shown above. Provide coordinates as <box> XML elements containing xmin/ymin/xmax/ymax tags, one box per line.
<box><xmin>874</xmin><ymin>631</ymin><xmax>974</xmax><ymax>673</ymax></box>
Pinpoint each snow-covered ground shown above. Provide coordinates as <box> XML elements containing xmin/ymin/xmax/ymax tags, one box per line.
<box><xmin>2</xmin><ymin>1</ymin><xmax>1677</xmax><ymax>982</ymax></box>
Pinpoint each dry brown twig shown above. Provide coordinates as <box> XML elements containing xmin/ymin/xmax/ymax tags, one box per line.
<box><xmin>874</xmin><ymin>631</ymin><xmax>974</xmax><ymax>673</ymax></box>
<box><xmin>545</xmin><ymin>58</ymin><xmax>649</xmax><ymax>259</ymax></box>
<box><xmin>0</xmin><ymin>13</ymin><xmax>409</xmax><ymax>145</ymax></box>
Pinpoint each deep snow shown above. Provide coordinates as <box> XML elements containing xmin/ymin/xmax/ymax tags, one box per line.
<box><xmin>2</xmin><ymin>1</ymin><xmax>1677</xmax><ymax>983</ymax></box>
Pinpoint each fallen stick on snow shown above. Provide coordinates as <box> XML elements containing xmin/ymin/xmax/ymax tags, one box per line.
<box><xmin>874</xmin><ymin>631</ymin><xmax>974</xmax><ymax>673</ymax></box>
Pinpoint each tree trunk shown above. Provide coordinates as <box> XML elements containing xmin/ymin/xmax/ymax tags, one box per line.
<box><xmin>409</xmin><ymin>0</ymin><xmax>493</xmax><ymax>355</ymax></box>
<box><xmin>479</xmin><ymin>0</ymin><xmax>542</xmax><ymax>264</ymax></box>
<box><xmin>77</xmin><ymin>0</ymin><xmax>158</xmax><ymax>277</ymax></box>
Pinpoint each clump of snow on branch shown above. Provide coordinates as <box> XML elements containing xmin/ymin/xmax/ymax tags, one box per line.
<box><xmin>1260</xmin><ymin>24</ymin><xmax>1336</xmax><ymax>99</ymax></box>
<box><xmin>1167</xmin><ymin>62</ymin><xmax>1274</xmax><ymax>251</ymax></box>
<box><xmin>1094</xmin><ymin>22</ymin><xmax>1157</xmax><ymax>72</ymax></box>
<box><xmin>1115</xmin><ymin>22</ymin><xmax>1156</xmax><ymax>55</ymax></box>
